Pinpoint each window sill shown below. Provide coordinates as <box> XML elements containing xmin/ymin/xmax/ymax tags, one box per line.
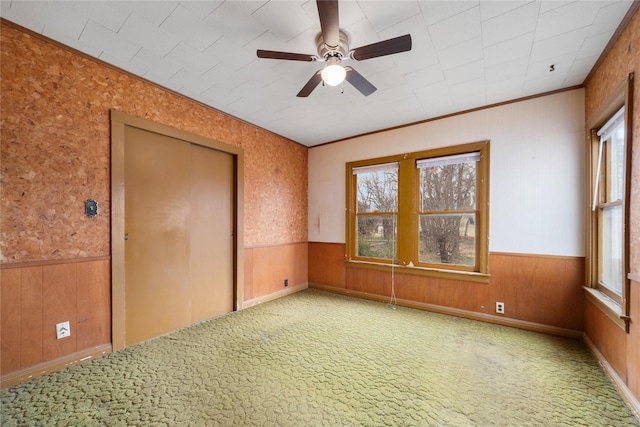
<box><xmin>583</xmin><ymin>286</ymin><xmax>629</xmax><ymax>332</ymax></box>
<box><xmin>346</xmin><ymin>260</ymin><xmax>490</xmax><ymax>284</ymax></box>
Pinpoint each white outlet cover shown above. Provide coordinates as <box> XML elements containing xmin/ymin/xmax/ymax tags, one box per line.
<box><xmin>56</xmin><ymin>321</ymin><xmax>71</xmax><ymax>339</ymax></box>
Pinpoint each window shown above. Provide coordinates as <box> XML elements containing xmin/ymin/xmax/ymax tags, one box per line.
<box><xmin>418</xmin><ymin>152</ymin><xmax>480</xmax><ymax>270</ymax></box>
<box><xmin>586</xmin><ymin>73</ymin><xmax>633</xmax><ymax>332</ymax></box>
<box><xmin>346</xmin><ymin>141</ymin><xmax>489</xmax><ymax>281</ymax></box>
<box><xmin>354</xmin><ymin>162</ymin><xmax>398</xmax><ymax>262</ymax></box>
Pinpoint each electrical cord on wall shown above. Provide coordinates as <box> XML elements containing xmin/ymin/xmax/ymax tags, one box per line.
<box><xmin>389</xmin><ymin>212</ymin><xmax>397</xmax><ymax>309</ymax></box>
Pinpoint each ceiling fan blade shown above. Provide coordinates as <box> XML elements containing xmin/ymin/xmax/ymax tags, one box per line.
<box><xmin>351</xmin><ymin>34</ymin><xmax>412</xmax><ymax>61</ymax></box>
<box><xmin>257</xmin><ymin>50</ymin><xmax>315</xmax><ymax>62</ymax></box>
<box><xmin>317</xmin><ymin>0</ymin><xmax>340</xmax><ymax>48</ymax></box>
<box><xmin>297</xmin><ymin>70</ymin><xmax>323</xmax><ymax>97</ymax></box>
<box><xmin>344</xmin><ymin>67</ymin><xmax>376</xmax><ymax>96</ymax></box>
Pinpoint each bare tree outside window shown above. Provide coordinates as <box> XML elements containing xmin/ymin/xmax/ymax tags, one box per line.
<box><xmin>419</xmin><ymin>154</ymin><xmax>478</xmax><ymax>266</ymax></box>
<box><xmin>355</xmin><ymin>166</ymin><xmax>398</xmax><ymax>260</ymax></box>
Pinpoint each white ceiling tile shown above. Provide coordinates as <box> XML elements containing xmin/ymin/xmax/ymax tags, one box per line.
<box><xmin>378</xmin><ymin>13</ymin><xmax>439</xmax><ymax>74</ymax></box>
<box><xmin>576</xmin><ymin>31</ymin><xmax>613</xmax><ymax>60</ymax></box>
<box><xmin>530</xmin><ymin>27</ymin><xmax>590</xmax><ymax>63</ymax></box>
<box><xmin>562</xmin><ymin>74</ymin><xmax>585</xmax><ymax>87</ymax></box>
<box><xmin>279</xmin><ymin>26</ymin><xmax>323</xmax><ymax>57</ymax></box>
<box><xmin>405</xmin><ymin>64</ymin><xmax>445</xmax><ymax>90</ymax></box>
<box><xmin>538</xmin><ymin>1</ymin><xmax>573</xmax><ymax>14</ymax></box>
<box><xmin>449</xmin><ymin>77</ymin><xmax>486</xmax><ymax>109</ymax></box>
<box><xmin>485</xmin><ymin>57</ymin><xmax>528</xmax><ymax>84</ymax></box>
<box><xmin>565</xmin><ymin>54</ymin><xmax>598</xmax><ymax>82</ymax></box>
<box><xmin>588</xmin><ymin>1</ymin><xmax>634</xmax><ymax>37</ymax></box>
<box><xmin>414</xmin><ymin>82</ymin><xmax>454</xmax><ymax>114</ymax></box>
<box><xmin>480</xmin><ymin>1</ymin><xmax>533</xmax><ymax>21</ymax></box>
<box><xmin>521</xmin><ymin>72</ymin><xmax>567</xmax><ymax>97</ymax></box>
<box><xmin>170</xmin><ymin>68</ymin><xmax>214</xmax><ymax>94</ymax></box>
<box><xmin>202</xmin><ymin>86</ymin><xmax>242</xmax><ymax>108</ymax></box>
<box><xmin>119</xmin><ymin>12</ymin><xmax>180</xmax><ymax>57</ymax></box>
<box><xmin>6</xmin><ymin>1</ymin><xmax>87</xmax><ymax>38</ymax></box>
<box><xmin>481</xmin><ymin>2</ymin><xmax>539</xmax><ymax>47</ymax></box>
<box><xmin>376</xmin><ymin>84</ymin><xmax>417</xmax><ymax>104</ymax></box>
<box><xmin>80</xmin><ymin>20</ymin><xmax>140</xmax><ymax>63</ymax></box>
<box><xmin>485</xmin><ymin>77</ymin><xmax>524</xmax><ymax>104</ymax></box>
<box><xmin>429</xmin><ymin>6</ymin><xmax>481</xmax><ymax>50</ymax></box>
<box><xmin>205</xmin><ymin>1</ymin><xmax>269</xmax><ymax>47</ymax></box>
<box><xmin>358</xmin><ymin>0</ymin><xmax>422</xmax><ymax>33</ymax></box>
<box><xmin>124</xmin><ymin>1</ymin><xmax>179</xmax><ymax>27</ymax></box>
<box><xmin>444</xmin><ymin>59</ymin><xmax>484</xmax><ymax>86</ymax></box>
<box><xmin>179</xmin><ymin>1</ymin><xmax>224</xmax><ymax>18</ymax></box>
<box><xmin>534</xmin><ymin>1</ymin><xmax>601</xmax><ymax>42</ymax></box>
<box><xmin>205</xmin><ymin>36</ymin><xmax>255</xmax><ymax>71</ymax></box>
<box><xmin>131</xmin><ymin>48</ymin><xmax>183</xmax><ymax>81</ymax></box>
<box><xmin>0</xmin><ymin>2</ymin><xmax>46</xmax><ymax>34</ymax></box>
<box><xmin>202</xmin><ymin>63</ymin><xmax>249</xmax><ymax>92</ymax></box>
<box><xmin>160</xmin><ymin>4</ymin><xmax>222</xmax><ymax>51</ymax></box>
<box><xmin>99</xmin><ymin>51</ymin><xmax>147</xmax><ymax>77</ymax></box>
<box><xmin>483</xmin><ymin>32</ymin><xmax>534</xmax><ymax>66</ymax></box>
<box><xmin>344</xmin><ymin>13</ymin><xmax>380</xmax><ymax>49</ymax></box>
<box><xmin>42</xmin><ymin>26</ymin><xmax>103</xmax><ymax>58</ymax></box>
<box><xmin>165</xmin><ymin>42</ymin><xmax>219</xmax><ymax>76</ymax></box>
<box><xmin>419</xmin><ymin>1</ymin><xmax>478</xmax><ymax>26</ymax></box>
<box><xmin>437</xmin><ymin>36</ymin><xmax>483</xmax><ymax>70</ymax></box>
<box><xmin>390</xmin><ymin>96</ymin><xmax>427</xmax><ymax>116</ymax></box>
<box><xmin>251</xmin><ymin>1</ymin><xmax>315</xmax><ymax>43</ymax></box>
<box><xmin>74</xmin><ymin>1</ymin><xmax>132</xmax><ymax>33</ymax></box>
<box><xmin>141</xmin><ymin>71</ymin><xmax>183</xmax><ymax>92</ymax></box>
<box><xmin>526</xmin><ymin>52</ymin><xmax>576</xmax><ymax>80</ymax></box>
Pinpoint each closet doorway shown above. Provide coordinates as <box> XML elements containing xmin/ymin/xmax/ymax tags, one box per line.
<box><xmin>111</xmin><ymin>111</ymin><xmax>244</xmax><ymax>350</ymax></box>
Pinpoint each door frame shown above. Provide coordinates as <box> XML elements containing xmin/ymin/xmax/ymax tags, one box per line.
<box><xmin>110</xmin><ymin>110</ymin><xmax>244</xmax><ymax>351</ymax></box>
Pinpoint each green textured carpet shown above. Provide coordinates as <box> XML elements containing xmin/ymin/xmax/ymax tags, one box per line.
<box><xmin>1</xmin><ymin>289</ymin><xmax>638</xmax><ymax>426</ymax></box>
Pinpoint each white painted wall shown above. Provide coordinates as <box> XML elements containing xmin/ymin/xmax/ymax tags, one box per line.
<box><xmin>308</xmin><ymin>89</ymin><xmax>586</xmax><ymax>257</ymax></box>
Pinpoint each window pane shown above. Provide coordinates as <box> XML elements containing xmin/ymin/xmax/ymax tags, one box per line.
<box><xmin>601</xmin><ymin>205</ymin><xmax>623</xmax><ymax>296</ymax></box>
<box><xmin>356</xmin><ymin>169</ymin><xmax>398</xmax><ymax>213</ymax></box>
<box><xmin>607</xmin><ymin>125</ymin><xmax>625</xmax><ymax>202</ymax></box>
<box><xmin>419</xmin><ymin>214</ymin><xmax>475</xmax><ymax>266</ymax></box>
<box><xmin>357</xmin><ymin>215</ymin><xmax>396</xmax><ymax>260</ymax></box>
<box><xmin>420</xmin><ymin>162</ymin><xmax>476</xmax><ymax>211</ymax></box>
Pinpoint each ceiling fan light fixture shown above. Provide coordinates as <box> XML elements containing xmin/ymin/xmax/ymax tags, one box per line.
<box><xmin>321</xmin><ymin>57</ymin><xmax>346</xmax><ymax>86</ymax></box>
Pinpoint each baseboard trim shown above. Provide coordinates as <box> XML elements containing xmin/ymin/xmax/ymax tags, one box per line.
<box><xmin>309</xmin><ymin>283</ymin><xmax>583</xmax><ymax>339</ymax></box>
<box><xmin>1</xmin><ymin>343</ymin><xmax>112</xmax><ymax>389</ymax></box>
<box><xmin>242</xmin><ymin>283</ymin><xmax>309</xmax><ymax>309</ymax></box>
<box><xmin>583</xmin><ymin>334</ymin><xmax>640</xmax><ymax>421</ymax></box>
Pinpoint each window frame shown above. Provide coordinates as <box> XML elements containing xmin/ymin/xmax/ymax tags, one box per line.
<box><xmin>585</xmin><ymin>73</ymin><xmax>633</xmax><ymax>332</ymax></box>
<box><xmin>352</xmin><ymin>162</ymin><xmax>399</xmax><ymax>265</ymax></box>
<box><xmin>345</xmin><ymin>141</ymin><xmax>490</xmax><ymax>282</ymax></box>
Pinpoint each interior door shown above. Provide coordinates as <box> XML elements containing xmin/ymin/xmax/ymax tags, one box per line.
<box><xmin>190</xmin><ymin>144</ymin><xmax>234</xmax><ymax>322</ymax></box>
<box><xmin>124</xmin><ymin>126</ymin><xmax>191</xmax><ymax>345</ymax></box>
<box><xmin>124</xmin><ymin>127</ymin><xmax>235</xmax><ymax>346</ymax></box>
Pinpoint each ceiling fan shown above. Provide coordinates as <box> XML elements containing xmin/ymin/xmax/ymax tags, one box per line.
<box><xmin>256</xmin><ymin>0</ymin><xmax>412</xmax><ymax>97</ymax></box>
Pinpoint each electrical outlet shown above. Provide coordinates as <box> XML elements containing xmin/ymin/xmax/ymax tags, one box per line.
<box><xmin>56</xmin><ymin>321</ymin><xmax>71</xmax><ymax>339</ymax></box>
<box><xmin>496</xmin><ymin>302</ymin><xmax>505</xmax><ymax>314</ymax></box>
<box><xmin>284</xmin><ymin>279</ymin><xmax>289</xmax><ymax>287</ymax></box>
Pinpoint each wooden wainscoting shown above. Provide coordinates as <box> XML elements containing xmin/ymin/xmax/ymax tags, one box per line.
<box><xmin>308</xmin><ymin>242</ymin><xmax>585</xmax><ymax>334</ymax></box>
<box><xmin>308</xmin><ymin>242</ymin><xmax>346</xmax><ymax>288</ymax></box>
<box><xmin>243</xmin><ymin>242</ymin><xmax>308</xmax><ymax>306</ymax></box>
<box><xmin>1</xmin><ymin>257</ymin><xmax>111</xmax><ymax>387</ymax></box>
<box><xmin>490</xmin><ymin>252</ymin><xmax>585</xmax><ymax>331</ymax></box>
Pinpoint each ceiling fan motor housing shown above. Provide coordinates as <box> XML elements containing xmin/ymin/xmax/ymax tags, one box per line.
<box><xmin>316</xmin><ymin>30</ymin><xmax>349</xmax><ymax>61</ymax></box>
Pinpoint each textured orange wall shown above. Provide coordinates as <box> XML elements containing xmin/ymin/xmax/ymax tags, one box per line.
<box><xmin>584</xmin><ymin>6</ymin><xmax>639</xmax><ymax>405</ymax></box>
<box><xmin>0</xmin><ymin>22</ymin><xmax>307</xmax><ymax>263</ymax></box>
